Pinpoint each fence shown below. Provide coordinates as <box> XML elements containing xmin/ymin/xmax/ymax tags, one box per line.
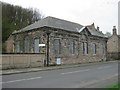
<box><xmin>1</xmin><ymin>54</ymin><xmax>45</xmax><ymax>70</ymax></box>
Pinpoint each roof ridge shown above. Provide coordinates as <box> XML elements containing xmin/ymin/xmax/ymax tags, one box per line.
<box><xmin>47</xmin><ymin>16</ymin><xmax>84</xmax><ymax>26</ymax></box>
<box><xmin>12</xmin><ymin>16</ymin><xmax>84</xmax><ymax>34</ymax></box>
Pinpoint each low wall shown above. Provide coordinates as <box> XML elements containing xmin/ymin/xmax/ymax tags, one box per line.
<box><xmin>107</xmin><ymin>52</ymin><xmax>120</xmax><ymax>60</ymax></box>
<box><xmin>61</xmin><ymin>54</ymin><xmax>106</xmax><ymax>65</ymax></box>
<box><xmin>1</xmin><ymin>53</ymin><xmax>108</xmax><ymax>70</ymax></box>
<box><xmin>1</xmin><ymin>54</ymin><xmax>45</xmax><ymax>70</ymax></box>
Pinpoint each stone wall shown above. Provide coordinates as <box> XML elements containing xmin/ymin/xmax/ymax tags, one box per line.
<box><xmin>5</xmin><ymin>35</ymin><xmax>14</xmax><ymax>53</ymax></box>
<box><xmin>107</xmin><ymin>35</ymin><xmax>119</xmax><ymax>53</ymax></box>
<box><xmin>107</xmin><ymin>52</ymin><xmax>120</xmax><ymax>60</ymax></box>
<box><xmin>1</xmin><ymin>54</ymin><xmax>45</xmax><ymax>70</ymax></box>
<box><xmin>119</xmin><ymin>37</ymin><xmax>120</xmax><ymax>52</ymax></box>
<box><xmin>48</xmin><ymin>31</ymin><xmax>107</xmax><ymax>64</ymax></box>
<box><xmin>4</xmin><ymin>27</ymin><xmax>107</xmax><ymax>69</ymax></box>
<box><xmin>107</xmin><ymin>34</ymin><xmax>120</xmax><ymax>60</ymax></box>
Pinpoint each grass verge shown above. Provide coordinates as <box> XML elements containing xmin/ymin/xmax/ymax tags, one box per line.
<box><xmin>106</xmin><ymin>82</ymin><xmax>120</xmax><ymax>88</ymax></box>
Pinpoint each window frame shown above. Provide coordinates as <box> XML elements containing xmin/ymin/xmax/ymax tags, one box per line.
<box><xmin>93</xmin><ymin>43</ymin><xmax>97</xmax><ymax>55</ymax></box>
<box><xmin>15</xmin><ymin>41</ymin><xmax>20</xmax><ymax>53</ymax></box>
<box><xmin>34</xmin><ymin>38</ymin><xmax>40</xmax><ymax>53</ymax></box>
<box><xmin>54</xmin><ymin>39</ymin><xmax>61</xmax><ymax>54</ymax></box>
<box><xmin>82</xmin><ymin>42</ymin><xmax>88</xmax><ymax>55</ymax></box>
<box><xmin>69</xmin><ymin>40</ymin><xmax>75</xmax><ymax>54</ymax></box>
<box><xmin>24</xmin><ymin>36</ymin><xmax>29</xmax><ymax>53</ymax></box>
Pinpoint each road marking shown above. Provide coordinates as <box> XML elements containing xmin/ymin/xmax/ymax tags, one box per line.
<box><xmin>73</xmin><ymin>73</ymin><xmax>118</xmax><ymax>88</ymax></box>
<box><xmin>61</xmin><ymin>69</ymin><xmax>90</xmax><ymax>75</ymax></box>
<box><xmin>2</xmin><ymin>76</ymin><xmax>42</xmax><ymax>84</ymax></box>
<box><xmin>97</xmin><ymin>66</ymin><xmax>112</xmax><ymax>69</ymax></box>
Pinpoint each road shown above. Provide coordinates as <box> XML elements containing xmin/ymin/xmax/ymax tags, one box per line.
<box><xmin>2</xmin><ymin>61</ymin><xmax>118</xmax><ymax>88</ymax></box>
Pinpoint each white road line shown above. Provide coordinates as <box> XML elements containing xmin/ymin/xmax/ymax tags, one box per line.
<box><xmin>61</xmin><ymin>69</ymin><xmax>90</xmax><ymax>75</ymax></box>
<box><xmin>2</xmin><ymin>76</ymin><xmax>42</xmax><ymax>84</ymax></box>
<box><xmin>97</xmin><ymin>66</ymin><xmax>112</xmax><ymax>69</ymax></box>
<box><xmin>73</xmin><ymin>73</ymin><xmax>118</xmax><ymax>88</ymax></box>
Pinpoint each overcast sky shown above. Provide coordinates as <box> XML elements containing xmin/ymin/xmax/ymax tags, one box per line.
<box><xmin>1</xmin><ymin>0</ymin><xmax>119</xmax><ymax>34</ymax></box>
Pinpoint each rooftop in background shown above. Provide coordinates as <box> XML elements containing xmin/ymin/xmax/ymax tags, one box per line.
<box><xmin>86</xmin><ymin>23</ymin><xmax>106</xmax><ymax>38</ymax></box>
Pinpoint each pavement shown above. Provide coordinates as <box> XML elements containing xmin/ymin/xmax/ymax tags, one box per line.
<box><xmin>1</xmin><ymin>60</ymin><xmax>119</xmax><ymax>75</ymax></box>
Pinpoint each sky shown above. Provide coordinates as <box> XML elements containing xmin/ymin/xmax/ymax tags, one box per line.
<box><xmin>1</xmin><ymin>0</ymin><xmax>119</xmax><ymax>34</ymax></box>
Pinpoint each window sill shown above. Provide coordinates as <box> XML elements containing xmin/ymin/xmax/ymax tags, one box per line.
<box><xmin>93</xmin><ymin>54</ymin><xmax>96</xmax><ymax>56</ymax></box>
<box><xmin>82</xmin><ymin>54</ymin><xmax>88</xmax><ymax>56</ymax></box>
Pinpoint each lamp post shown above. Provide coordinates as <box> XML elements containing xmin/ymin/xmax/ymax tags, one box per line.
<box><xmin>46</xmin><ymin>30</ymin><xmax>51</xmax><ymax>67</ymax></box>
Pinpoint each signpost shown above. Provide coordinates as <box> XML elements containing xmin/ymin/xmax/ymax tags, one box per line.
<box><xmin>56</xmin><ymin>58</ymin><xmax>61</xmax><ymax>65</ymax></box>
<box><xmin>39</xmin><ymin>44</ymin><xmax>45</xmax><ymax>47</ymax></box>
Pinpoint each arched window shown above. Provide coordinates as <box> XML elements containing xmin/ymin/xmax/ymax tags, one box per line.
<box><xmin>15</xmin><ymin>41</ymin><xmax>20</xmax><ymax>53</ymax></box>
<box><xmin>54</xmin><ymin>39</ymin><xmax>61</xmax><ymax>54</ymax></box>
<box><xmin>24</xmin><ymin>36</ymin><xmax>29</xmax><ymax>53</ymax></box>
<box><xmin>101</xmin><ymin>44</ymin><xmax>105</xmax><ymax>54</ymax></box>
<box><xmin>93</xmin><ymin>43</ymin><xmax>96</xmax><ymax>54</ymax></box>
<box><xmin>82</xmin><ymin>42</ymin><xmax>88</xmax><ymax>54</ymax></box>
<box><xmin>69</xmin><ymin>40</ymin><xmax>75</xmax><ymax>54</ymax></box>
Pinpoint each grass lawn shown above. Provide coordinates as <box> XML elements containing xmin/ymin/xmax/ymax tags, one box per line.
<box><xmin>106</xmin><ymin>82</ymin><xmax>120</xmax><ymax>88</ymax></box>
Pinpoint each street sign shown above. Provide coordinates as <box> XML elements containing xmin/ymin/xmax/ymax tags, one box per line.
<box><xmin>39</xmin><ymin>44</ymin><xmax>45</xmax><ymax>47</ymax></box>
<box><xmin>56</xmin><ymin>58</ymin><xmax>61</xmax><ymax>65</ymax></box>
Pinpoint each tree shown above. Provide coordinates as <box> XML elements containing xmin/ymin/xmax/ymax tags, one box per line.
<box><xmin>2</xmin><ymin>2</ymin><xmax>45</xmax><ymax>52</ymax></box>
<box><xmin>105</xmin><ymin>32</ymin><xmax>112</xmax><ymax>38</ymax></box>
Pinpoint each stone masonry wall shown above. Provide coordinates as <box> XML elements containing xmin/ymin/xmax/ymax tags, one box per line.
<box><xmin>1</xmin><ymin>54</ymin><xmax>45</xmax><ymax>70</ymax></box>
<box><xmin>107</xmin><ymin>35</ymin><xmax>119</xmax><ymax>53</ymax></box>
<box><xmin>107</xmin><ymin>34</ymin><xmax>120</xmax><ymax>60</ymax></box>
<box><xmin>4</xmin><ymin>27</ymin><xmax>107</xmax><ymax>68</ymax></box>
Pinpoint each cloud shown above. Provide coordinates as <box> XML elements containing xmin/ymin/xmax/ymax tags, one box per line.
<box><xmin>1</xmin><ymin>0</ymin><xmax>119</xmax><ymax>33</ymax></box>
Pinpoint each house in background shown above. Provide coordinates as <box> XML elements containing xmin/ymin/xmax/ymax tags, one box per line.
<box><xmin>5</xmin><ymin>16</ymin><xmax>108</xmax><ymax>65</ymax></box>
<box><xmin>107</xmin><ymin>26</ymin><xmax>120</xmax><ymax>60</ymax></box>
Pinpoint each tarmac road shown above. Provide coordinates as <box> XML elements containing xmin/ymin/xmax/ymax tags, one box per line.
<box><xmin>2</xmin><ymin>61</ymin><xmax>118</xmax><ymax>88</ymax></box>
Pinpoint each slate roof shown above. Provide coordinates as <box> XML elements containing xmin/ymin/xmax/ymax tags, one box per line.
<box><xmin>12</xmin><ymin>16</ymin><xmax>106</xmax><ymax>38</ymax></box>
<box><xmin>12</xmin><ymin>16</ymin><xmax>83</xmax><ymax>34</ymax></box>
<box><xmin>86</xmin><ymin>24</ymin><xmax>105</xmax><ymax>37</ymax></box>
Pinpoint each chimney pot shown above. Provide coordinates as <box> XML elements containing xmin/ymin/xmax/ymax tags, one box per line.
<box><xmin>113</xmin><ymin>26</ymin><xmax>116</xmax><ymax>29</ymax></box>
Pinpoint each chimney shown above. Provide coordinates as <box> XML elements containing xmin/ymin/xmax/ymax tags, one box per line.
<box><xmin>97</xmin><ymin>26</ymin><xmax>99</xmax><ymax>31</ymax></box>
<box><xmin>92</xmin><ymin>23</ymin><xmax>94</xmax><ymax>26</ymax></box>
<box><xmin>113</xmin><ymin>26</ymin><xmax>117</xmax><ymax>35</ymax></box>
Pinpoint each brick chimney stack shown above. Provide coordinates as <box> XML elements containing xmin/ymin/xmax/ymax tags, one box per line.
<box><xmin>113</xmin><ymin>26</ymin><xmax>117</xmax><ymax>35</ymax></box>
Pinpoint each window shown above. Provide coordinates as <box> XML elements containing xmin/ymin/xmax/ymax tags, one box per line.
<box><xmin>84</xmin><ymin>42</ymin><xmax>88</xmax><ymax>54</ymax></box>
<box><xmin>82</xmin><ymin>42</ymin><xmax>88</xmax><ymax>54</ymax></box>
<box><xmin>24</xmin><ymin>36</ymin><xmax>29</xmax><ymax>53</ymax></box>
<box><xmin>15</xmin><ymin>41</ymin><xmax>20</xmax><ymax>53</ymax></box>
<box><xmin>69</xmin><ymin>40</ymin><xmax>75</xmax><ymax>54</ymax></box>
<box><xmin>34</xmin><ymin>39</ymin><xmax>40</xmax><ymax>53</ymax></box>
<box><xmin>81</xmin><ymin>42</ymin><xmax>84</xmax><ymax>54</ymax></box>
<box><xmin>54</xmin><ymin>39</ymin><xmax>61</xmax><ymax>54</ymax></box>
<box><xmin>102</xmin><ymin>44</ymin><xmax>105</xmax><ymax>54</ymax></box>
<box><xmin>93</xmin><ymin>43</ymin><xmax>96</xmax><ymax>54</ymax></box>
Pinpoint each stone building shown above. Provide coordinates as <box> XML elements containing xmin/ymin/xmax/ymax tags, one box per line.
<box><xmin>5</xmin><ymin>16</ymin><xmax>107</xmax><ymax>65</ymax></box>
<box><xmin>107</xmin><ymin>26</ymin><xmax>120</xmax><ymax>60</ymax></box>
